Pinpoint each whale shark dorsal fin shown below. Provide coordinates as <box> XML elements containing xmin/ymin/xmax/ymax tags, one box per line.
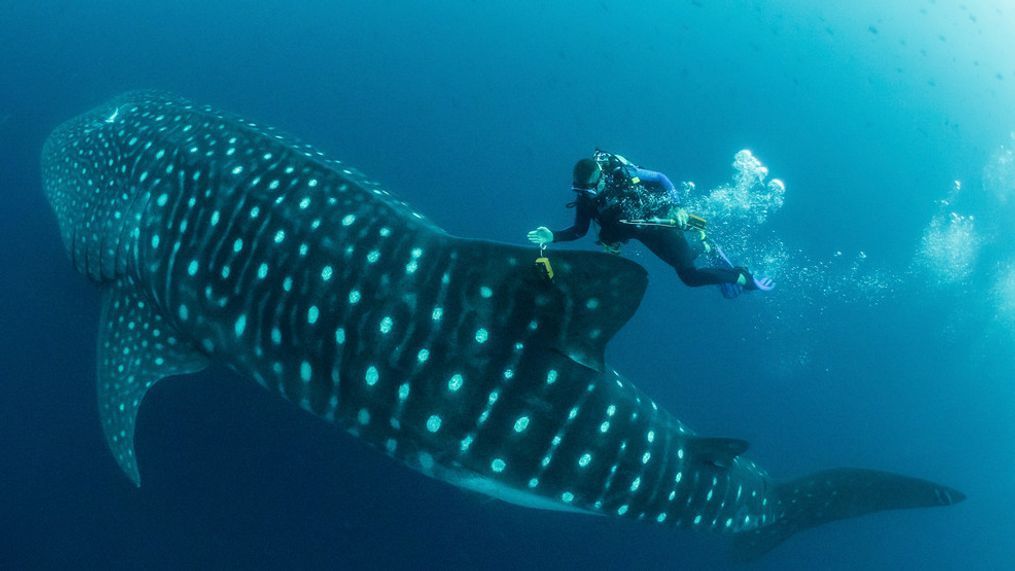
<box><xmin>540</xmin><ymin>249</ymin><xmax>649</xmax><ymax>372</ymax></box>
<box><xmin>687</xmin><ymin>437</ymin><xmax>750</xmax><ymax>469</ymax></box>
<box><xmin>97</xmin><ymin>278</ymin><xmax>208</xmax><ymax>486</ymax></box>
<box><xmin>456</xmin><ymin>241</ymin><xmax>648</xmax><ymax>373</ymax></box>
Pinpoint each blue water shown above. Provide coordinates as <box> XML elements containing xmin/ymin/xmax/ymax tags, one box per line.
<box><xmin>2</xmin><ymin>1</ymin><xmax>1013</xmax><ymax>568</ymax></box>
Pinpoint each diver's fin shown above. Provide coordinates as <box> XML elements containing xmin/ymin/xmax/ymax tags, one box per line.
<box><xmin>732</xmin><ymin>468</ymin><xmax>966</xmax><ymax>561</ymax></box>
<box><xmin>97</xmin><ymin>278</ymin><xmax>208</xmax><ymax>486</ymax></box>
<box><xmin>718</xmin><ymin>282</ymin><xmax>742</xmax><ymax>299</ymax></box>
<box><xmin>687</xmin><ymin>437</ymin><xmax>750</xmax><ymax>469</ymax></box>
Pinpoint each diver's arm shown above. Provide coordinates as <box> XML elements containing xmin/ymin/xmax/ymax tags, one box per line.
<box><xmin>635</xmin><ymin>168</ymin><xmax>678</xmax><ymax>201</ymax></box>
<box><xmin>551</xmin><ymin>199</ymin><xmax>593</xmax><ymax>242</ymax></box>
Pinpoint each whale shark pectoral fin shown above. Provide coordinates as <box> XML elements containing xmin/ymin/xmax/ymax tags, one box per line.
<box><xmin>687</xmin><ymin>437</ymin><xmax>750</xmax><ymax>469</ymax></box>
<box><xmin>97</xmin><ymin>278</ymin><xmax>208</xmax><ymax>487</ymax></box>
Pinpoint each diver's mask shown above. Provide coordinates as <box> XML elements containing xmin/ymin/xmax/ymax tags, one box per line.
<box><xmin>571</xmin><ymin>174</ymin><xmax>605</xmax><ymax>196</ymax></box>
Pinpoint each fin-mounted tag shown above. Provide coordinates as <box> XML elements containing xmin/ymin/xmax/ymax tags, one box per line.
<box><xmin>535</xmin><ymin>257</ymin><xmax>554</xmax><ymax>280</ymax></box>
<box><xmin>535</xmin><ymin>244</ymin><xmax>554</xmax><ymax>281</ymax></box>
<box><xmin>97</xmin><ymin>278</ymin><xmax>208</xmax><ymax>486</ymax></box>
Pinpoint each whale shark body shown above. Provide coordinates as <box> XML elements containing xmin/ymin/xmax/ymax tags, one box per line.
<box><xmin>42</xmin><ymin>92</ymin><xmax>963</xmax><ymax>559</ymax></box>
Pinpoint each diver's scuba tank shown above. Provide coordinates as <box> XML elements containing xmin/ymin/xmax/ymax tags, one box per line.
<box><xmin>593</xmin><ymin>148</ymin><xmax>640</xmax><ymax>189</ymax></box>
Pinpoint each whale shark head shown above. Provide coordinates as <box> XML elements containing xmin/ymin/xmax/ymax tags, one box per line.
<box><xmin>42</xmin><ymin>96</ymin><xmax>140</xmax><ymax>282</ymax></box>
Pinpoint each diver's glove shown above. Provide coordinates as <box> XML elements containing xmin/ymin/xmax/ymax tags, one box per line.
<box><xmin>674</xmin><ymin>208</ymin><xmax>689</xmax><ymax>229</ymax></box>
<box><xmin>527</xmin><ymin>226</ymin><xmax>553</xmax><ymax>245</ymax></box>
<box><xmin>736</xmin><ymin>267</ymin><xmax>775</xmax><ymax>292</ymax></box>
<box><xmin>665</xmin><ymin>207</ymin><xmax>690</xmax><ymax>229</ymax></box>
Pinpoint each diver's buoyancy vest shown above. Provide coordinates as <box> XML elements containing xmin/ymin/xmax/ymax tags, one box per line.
<box><xmin>591</xmin><ymin>150</ymin><xmax>671</xmax><ymax>224</ymax></box>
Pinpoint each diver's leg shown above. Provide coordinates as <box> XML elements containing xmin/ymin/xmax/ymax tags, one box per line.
<box><xmin>637</xmin><ymin>227</ymin><xmax>740</xmax><ymax>287</ymax></box>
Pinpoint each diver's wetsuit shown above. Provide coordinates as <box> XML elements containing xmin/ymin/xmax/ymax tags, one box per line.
<box><xmin>552</xmin><ymin>167</ymin><xmax>742</xmax><ymax>287</ymax></box>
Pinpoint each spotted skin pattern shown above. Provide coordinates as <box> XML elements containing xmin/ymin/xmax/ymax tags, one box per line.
<box><xmin>42</xmin><ymin>92</ymin><xmax>964</xmax><ymax>559</ymax></box>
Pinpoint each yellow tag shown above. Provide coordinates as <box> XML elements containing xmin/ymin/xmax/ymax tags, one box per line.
<box><xmin>535</xmin><ymin>257</ymin><xmax>554</xmax><ymax>280</ymax></box>
<box><xmin>630</xmin><ymin>176</ymin><xmax>641</xmax><ymax>184</ymax></box>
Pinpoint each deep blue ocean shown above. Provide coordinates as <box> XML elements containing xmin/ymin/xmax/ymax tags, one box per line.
<box><xmin>2</xmin><ymin>1</ymin><xmax>1013</xmax><ymax>569</ymax></box>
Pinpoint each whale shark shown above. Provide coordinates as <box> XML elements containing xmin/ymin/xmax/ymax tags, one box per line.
<box><xmin>42</xmin><ymin>91</ymin><xmax>963</xmax><ymax>559</ymax></box>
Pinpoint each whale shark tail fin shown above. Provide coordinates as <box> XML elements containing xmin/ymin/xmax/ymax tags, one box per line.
<box><xmin>732</xmin><ymin>468</ymin><xmax>965</xmax><ymax>561</ymax></box>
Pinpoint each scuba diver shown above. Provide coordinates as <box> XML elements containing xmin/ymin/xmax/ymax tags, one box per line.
<box><xmin>527</xmin><ymin>150</ymin><xmax>774</xmax><ymax>297</ymax></box>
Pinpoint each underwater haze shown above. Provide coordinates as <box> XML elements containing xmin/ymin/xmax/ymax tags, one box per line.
<box><xmin>2</xmin><ymin>1</ymin><xmax>1013</xmax><ymax>569</ymax></box>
